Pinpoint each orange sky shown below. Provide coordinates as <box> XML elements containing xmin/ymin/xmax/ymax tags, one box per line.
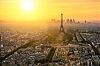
<box><xmin>0</xmin><ymin>0</ymin><xmax>100</xmax><ymax>22</ymax></box>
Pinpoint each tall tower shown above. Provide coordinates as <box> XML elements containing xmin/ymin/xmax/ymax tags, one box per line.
<box><xmin>59</xmin><ymin>13</ymin><xmax>65</xmax><ymax>33</ymax></box>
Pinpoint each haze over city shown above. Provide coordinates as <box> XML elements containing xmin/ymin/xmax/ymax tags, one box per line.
<box><xmin>0</xmin><ymin>0</ymin><xmax>100</xmax><ymax>66</ymax></box>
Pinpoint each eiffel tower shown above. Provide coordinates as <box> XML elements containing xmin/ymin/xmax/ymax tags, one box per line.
<box><xmin>59</xmin><ymin>13</ymin><xmax>65</xmax><ymax>33</ymax></box>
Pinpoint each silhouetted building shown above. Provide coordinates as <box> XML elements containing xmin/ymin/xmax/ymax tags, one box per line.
<box><xmin>59</xmin><ymin>13</ymin><xmax>65</xmax><ymax>33</ymax></box>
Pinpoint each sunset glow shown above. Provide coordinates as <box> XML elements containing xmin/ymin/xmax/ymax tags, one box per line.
<box><xmin>0</xmin><ymin>0</ymin><xmax>100</xmax><ymax>22</ymax></box>
<box><xmin>21</xmin><ymin>0</ymin><xmax>36</xmax><ymax>12</ymax></box>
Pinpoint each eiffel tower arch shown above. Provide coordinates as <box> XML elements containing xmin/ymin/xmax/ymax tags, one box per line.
<box><xmin>59</xmin><ymin>13</ymin><xmax>65</xmax><ymax>33</ymax></box>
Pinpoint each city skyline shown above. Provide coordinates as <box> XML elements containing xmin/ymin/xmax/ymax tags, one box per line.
<box><xmin>1</xmin><ymin>1</ymin><xmax>100</xmax><ymax>65</ymax></box>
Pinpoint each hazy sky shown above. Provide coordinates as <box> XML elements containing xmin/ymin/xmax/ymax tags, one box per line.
<box><xmin>0</xmin><ymin>0</ymin><xmax>100</xmax><ymax>22</ymax></box>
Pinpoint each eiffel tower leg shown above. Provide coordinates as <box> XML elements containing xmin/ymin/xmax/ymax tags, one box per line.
<box><xmin>59</xmin><ymin>26</ymin><xmax>65</xmax><ymax>33</ymax></box>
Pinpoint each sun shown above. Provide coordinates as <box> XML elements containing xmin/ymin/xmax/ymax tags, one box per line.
<box><xmin>21</xmin><ymin>0</ymin><xmax>36</xmax><ymax>12</ymax></box>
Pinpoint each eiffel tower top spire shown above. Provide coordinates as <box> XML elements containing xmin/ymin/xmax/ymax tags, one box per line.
<box><xmin>61</xmin><ymin>13</ymin><xmax>63</xmax><ymax>26</ymax></box>
<box><xmin>59</xmin><ymin>13</ymin><xmax>65</xmax><ymax>33</ymax></box>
